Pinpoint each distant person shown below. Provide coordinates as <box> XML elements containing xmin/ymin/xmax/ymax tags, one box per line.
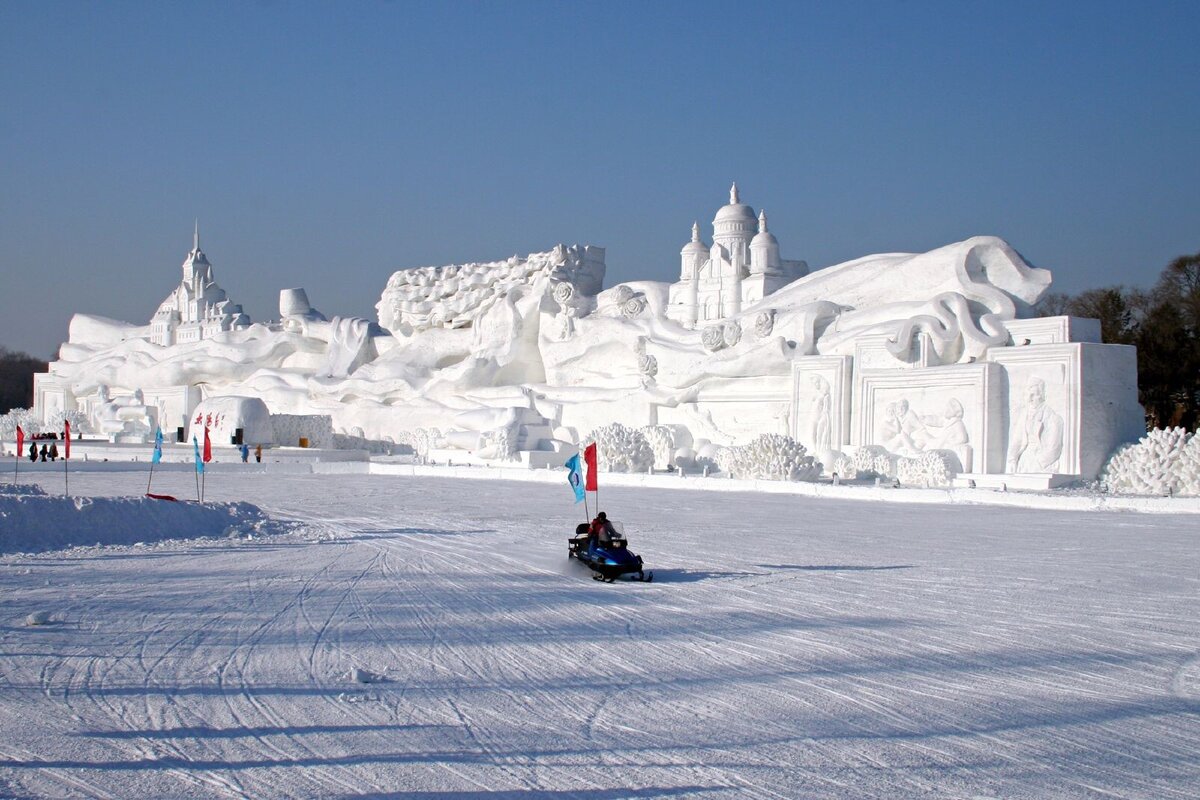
<box><xmin>240</xmin><ymin>443</ymin><xmax>250</xmax><ymax>463</ymax></box>
<box><xmin>28</xmin><ymin>442</ymin><xmax>37</xmax><ymax>462</ymax></box>
<box><xmin>254</xmin><ymin>444</ymin><xmax>262</xmax><ymax>463</ymax></box>
<box><xmin>39</xmin><ymin>444</ymin><xmax>48</xmax><ymax>462</ymax></box>
<box><xmin>49</xmin><ymin>443</ymin><xmax>58</xmax><ymax>461</ymax></box>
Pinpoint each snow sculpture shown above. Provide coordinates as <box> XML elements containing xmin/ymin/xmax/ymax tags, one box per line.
<box><xmin>376</xmin><ymin>244</ymin><xmax>604</xmax><ymax>333</ymax></box>
<box><xmin>437</xmin><ymin>404</ymin><xmax>569</xmax><ymax>465</ymax></box>
<box><xmin>1101</xmin><ymin>428</ymin><xmax>1200</xmax><ymax>497</ymax></box>
<box><xmin>702</xmin><ymin>325</ymin><xmax>726</xmax><ymax>352</ymax></box>
<box><xmin>640</xmin><ymin>425</ymin><xmax>676</xmax><ymax>469</ymax></box>
<box><xmin>1006</xmin><ymin>377</ymin><xmax>1064</xmax><ymax>473</ymax></box>
<box><xmin>279</xmin><ymin>288</ymin><xmax>327</xmax><ymax>333</ymax></box>
<box><xmin>318</xmin><ymin>317</ymin><xmax>380</xmax><ymax>379</ymax></box>
<box><xmin>270</xmin><ymin>414</ymin><xmax>333</xmax><ymax>448</ymax></box>
<box><xmin>895</xmin><ymin>450</ymin><xmax>957</xmax><ymax>488</ymax></box>
<box><xmin>412</xmin><ymin>428</ymin><xmax>443</xmax><ymax>460</ymax></box>
<box><xmin>188</xmin><ymin>396</ymin><xmax>274</xmax><ymax>446</ymax></box>
<box><xmin>583</xmin><ymin>423</ymin><xmax>654</xmax><ymax>473</ymax></box>
<box><xmin>828</xmin><ymin>452</ymin><xmax>857</xmax><ymax>480</ymax></box>
<box><xmin>853</xmin><ymin>445</ymin><xmax>896</xmax><ymax>479</ymax></box>
<box><xmin>93</xmin><ymin>386</ymin><xmax>158</xmax><ymax>443</ymax></box>
<box><xmin>714</xmin><ymin>434</ymin><xmax>821</xmax><ymax>482</ymax></box>
<box><xmin>722</xmin><ymin>321</ymin><xmax>742</xmax><ymax>348</ymax></box>
<box><xmin>755</xmin><ymin>309</ymin><xmax>775</xmax><ymax>338</ymax></box>
<box><xmin>149</xmin><ymin>223</ymin><xmax>249</xmax><ymax>346</ymax></box>
<box><xmin>667</xmin><ymin>187</ymin><xmax>808</xmax><ymax>328</ymax></box>
<box><xmin>32</xmin><ymin>186</ymin><xmax>1146</xmax><ymax>485</ymax></box>
<box><xmin>621</xmin><ymin>295</ymin><xmax>647</xmax><ymax>319</ymax></box>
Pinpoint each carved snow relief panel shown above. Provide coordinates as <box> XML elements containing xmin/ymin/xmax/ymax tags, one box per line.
<box><xmin>855</xmin><ymin>363</ymin><xmax>1002</xmax><ymax>474</ymax></box>
<box><xmin>790</xmin><ymin>356</ymin><xmax>852</xmax><ymax>456</ymax></box>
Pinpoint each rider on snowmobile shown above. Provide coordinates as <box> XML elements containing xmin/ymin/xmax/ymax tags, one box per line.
<box><xmin>589</xmin><ymin>511</ymin><xmax>616</xmax><ymax>549</ymax></box>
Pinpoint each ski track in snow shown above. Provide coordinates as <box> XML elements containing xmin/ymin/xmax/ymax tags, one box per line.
<box><xmin>1</xmin><ymin>469</ymin><xmax>1198</xmax><ymax>798</ymax></box>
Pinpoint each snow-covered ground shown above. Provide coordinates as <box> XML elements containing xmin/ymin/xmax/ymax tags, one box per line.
<box><xmin>1</xmin><ymin>464</ymin><xmax>1197</xmax><ymax>798</ymax></box>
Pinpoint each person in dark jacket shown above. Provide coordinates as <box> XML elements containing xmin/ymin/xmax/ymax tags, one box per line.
<box><xmin>49</xmin><ymin>443</ymin><xmax>58</xmax><ymax>461</ymax></box>
<box><xmin>39</xmin><ymin>444</ymin><xmax>48</xmax><ymax>462</ymax></box>
<box><xmin>28</xmin><ymin>442</ymin><xmax>37</xmax><ymax>462</ymax></box>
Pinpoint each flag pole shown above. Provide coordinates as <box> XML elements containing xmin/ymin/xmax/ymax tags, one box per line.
<box><xmin>202</xmin><ymin>470</ymin><xmax>206</xmax><ymax>503</ymax></box>
<box><xmin>146</xmin><ymin>459</ymin><xmax>155</xmax><ymax>495</ymax></box>
<box><xmin>63</xmin><ymin>421</ymin><xmax>70</xmax><ymax>497</ymax></box>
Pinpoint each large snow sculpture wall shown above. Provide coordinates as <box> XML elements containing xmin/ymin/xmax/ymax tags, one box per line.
<box><xmin>32</xmin><ymin>189</ymin><xmax>1146</xmax><ymax>484</ymax></box>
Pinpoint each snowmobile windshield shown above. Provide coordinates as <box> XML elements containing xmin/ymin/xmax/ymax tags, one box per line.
<box><xmin>608</xmin><ymin>521</ymin><xmax>625</xmax><ymax>536</ymax></box>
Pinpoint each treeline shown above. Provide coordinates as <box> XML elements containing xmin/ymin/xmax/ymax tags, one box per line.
<box><xmin>0</xmin><ymin>347</ymin><xmax>48</xmax><ymax>414</ymax></box>
<box><xmin>1037</xmin><ymin>252</ymin><xmax>1200</xmax><ymax>431</ymax></box>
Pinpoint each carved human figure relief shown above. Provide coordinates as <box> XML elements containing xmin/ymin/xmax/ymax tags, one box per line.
<box><xmin>809</xmin><ymin>375</ymin><xmax>832</xmax><ymax>452</ymax></box>
<box><xmin>1007</xmin><ymin>376</ymin><xmax>1064</xmax><ymax>472</ymax></box>
<box><xmin>920</xmin><ymin>398</ymin><xmax>969</xmax><ymax>449</ymax></box>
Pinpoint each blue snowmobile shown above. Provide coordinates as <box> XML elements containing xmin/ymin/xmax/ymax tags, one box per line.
<box><xmin>568</xmin><ymin>519</ymin><xmax>652</xmax><ymax>583</ymax></box>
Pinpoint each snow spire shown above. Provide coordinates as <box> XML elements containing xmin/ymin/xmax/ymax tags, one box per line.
<box><xmin>691</xmin><ymin>221</ymin><xmax>701</xmax><ymax>242</ymax></box>
<box><xmin>730</xmin><ymin>182</ymin><xmax>739</xmax><ymax>204</ymax></box>
<box><xmin>758</xmin><ymin>209</ymin><xmax>768</xmax><ymax>233</ymax></box>
<box><xmin>193</xmin><ymin>219</ymin><xmax>200</xmax><ymax>252</ymax></box>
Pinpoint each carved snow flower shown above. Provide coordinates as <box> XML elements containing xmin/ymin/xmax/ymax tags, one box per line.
<box><xmin>637</xmin><ymin>353</ymin><xmax>658</xmax><ymax>378</ymax></box>
<box><xmin>702</xmin><ymin>325</ymin><xmax>726</xmax><ymax>351</ymax></box>
<box><xmin>755</xmin><ymin>310</ymin><xmax>775</xmax><ymax>338</ymax></box>
<box><xmin>552</xmin><ymin>281</ymin><xmax>575</xmax><ymax>307</ymax></box>
<box><xmin>611</xmin><ymin>284</ymin><xmax>635</xmax><ymax>305</ymax></box>
<box><xmin>621</xmin><ymin>296</ymin><xmax>646</xmax><ymax>318</ymax></box>
<box><xmin>723</xmin><ymin>321</ymin><xmax>742</xmax><ymax>347</ymax></box>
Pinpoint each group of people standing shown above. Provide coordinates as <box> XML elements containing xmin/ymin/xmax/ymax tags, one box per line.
<box><xmin>238</xmin><ymin>443</ymin><xmax>263</xmax><ymax>463</ymax></box>
<box><xmin>28</xmin><ymin>443</ymin><xmax>58</xmax><ymax>462</ymax></box>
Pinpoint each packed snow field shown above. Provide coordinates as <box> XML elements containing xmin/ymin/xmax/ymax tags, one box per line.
<box><xmin>0</xmin><ymin>464</ymin><xmax>1197</xmax><ymax>799</ymax></box>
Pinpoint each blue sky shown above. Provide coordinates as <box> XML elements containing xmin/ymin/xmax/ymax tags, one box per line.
<box><xmin>2</xmin><ymin>0</ymin><xmax>1197</xmax><ymax>359</ymax></box>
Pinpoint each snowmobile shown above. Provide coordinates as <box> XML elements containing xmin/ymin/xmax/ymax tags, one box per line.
<box><xmin>568</xmin><ymin>520</ymin><xmax>652</xmax><ymax>582</ymax></box>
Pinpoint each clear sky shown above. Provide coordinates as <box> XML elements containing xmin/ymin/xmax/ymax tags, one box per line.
<box><xmin>2</xmin><ymin>0</ymin><xmax>1197</xmax><ymax>359</ymax></box>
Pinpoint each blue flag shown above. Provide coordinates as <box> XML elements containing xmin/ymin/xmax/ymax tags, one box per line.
<box><xmin>152</xmin><ymin>428</ymin><xmax>163</xmax><ymax>464</ymax></box>
<box><xmin>564</xmin><ymin>453</ymin><xmax>585</xmax><ymax>504</ymax></box>
<box><xmin>193</xmin><ymin>436</ymin><xmax>204</xmax><ymax>474</ymax></box>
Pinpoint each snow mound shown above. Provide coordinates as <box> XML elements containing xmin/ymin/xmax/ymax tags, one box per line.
<box><xmin>0</xmin><ymin>482</ymin><xmax>47</xmax><ymax>496</ymax></box>
<box><xmin>0</xmin><ymin>489</ymin><xmax>281</xmax><ymax>554</ymax></box>
<box><xmin>1102</xmin><ymin>427</ymin><xmax>1200</xmax><ymax>496</ymax></box>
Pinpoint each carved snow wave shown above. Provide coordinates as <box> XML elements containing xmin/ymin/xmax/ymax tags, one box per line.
<box><xmin>1102</xmin><ymin>428</ymin><xmax>1200</xmax><ymax>497</ymax></box>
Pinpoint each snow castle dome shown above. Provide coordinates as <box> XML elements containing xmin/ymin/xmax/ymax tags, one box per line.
<box><xmin>681</xmin><ymin>221</ymin><xmax>708</xmax><ymax>256</ymax></box>
<box><xmin>713</xmin><ymin>182</ymin><xmax>757</xmax><ymax>226</ymax></box>
<box><xmin>750</xmin><ymin>209</ymin><xmax>778</xmax><ymax>250</ymax></box>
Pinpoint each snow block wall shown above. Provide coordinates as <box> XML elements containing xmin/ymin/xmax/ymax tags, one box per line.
<box><xmin>270</xmin><ymin>414</ymin><xmax>334</xmax><ymax>449</ymax></box>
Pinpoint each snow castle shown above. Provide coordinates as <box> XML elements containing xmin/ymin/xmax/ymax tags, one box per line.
<box><xmin>32</xmin><ymin>186</ymin><xmax>1145</xmax><ymax>487</ymax></box>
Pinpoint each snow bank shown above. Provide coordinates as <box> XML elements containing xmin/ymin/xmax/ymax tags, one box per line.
<box><xmin>0</xmin><ymin>487</ymin><xmax>278</xmax><ymax>554</ymax></box>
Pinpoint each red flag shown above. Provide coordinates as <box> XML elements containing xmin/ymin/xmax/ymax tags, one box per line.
<box><xmin>16</xmin><ymin>425</ymin><xmax>23</xmax><ymax>455</ymax></box>
<box><xmin>203</xmin><ymin>426</ymin><xmax>212</xmax><ymax>463</ymax></box>
<box><xmin>63</xmin><ymin>420</ymin><xmax>71</xmax><ymax>459</ymax></box>
<box><xmin>583</xmin><ymin>442</ymin><xmax>598</xmax><ymax>491</ymax></box>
